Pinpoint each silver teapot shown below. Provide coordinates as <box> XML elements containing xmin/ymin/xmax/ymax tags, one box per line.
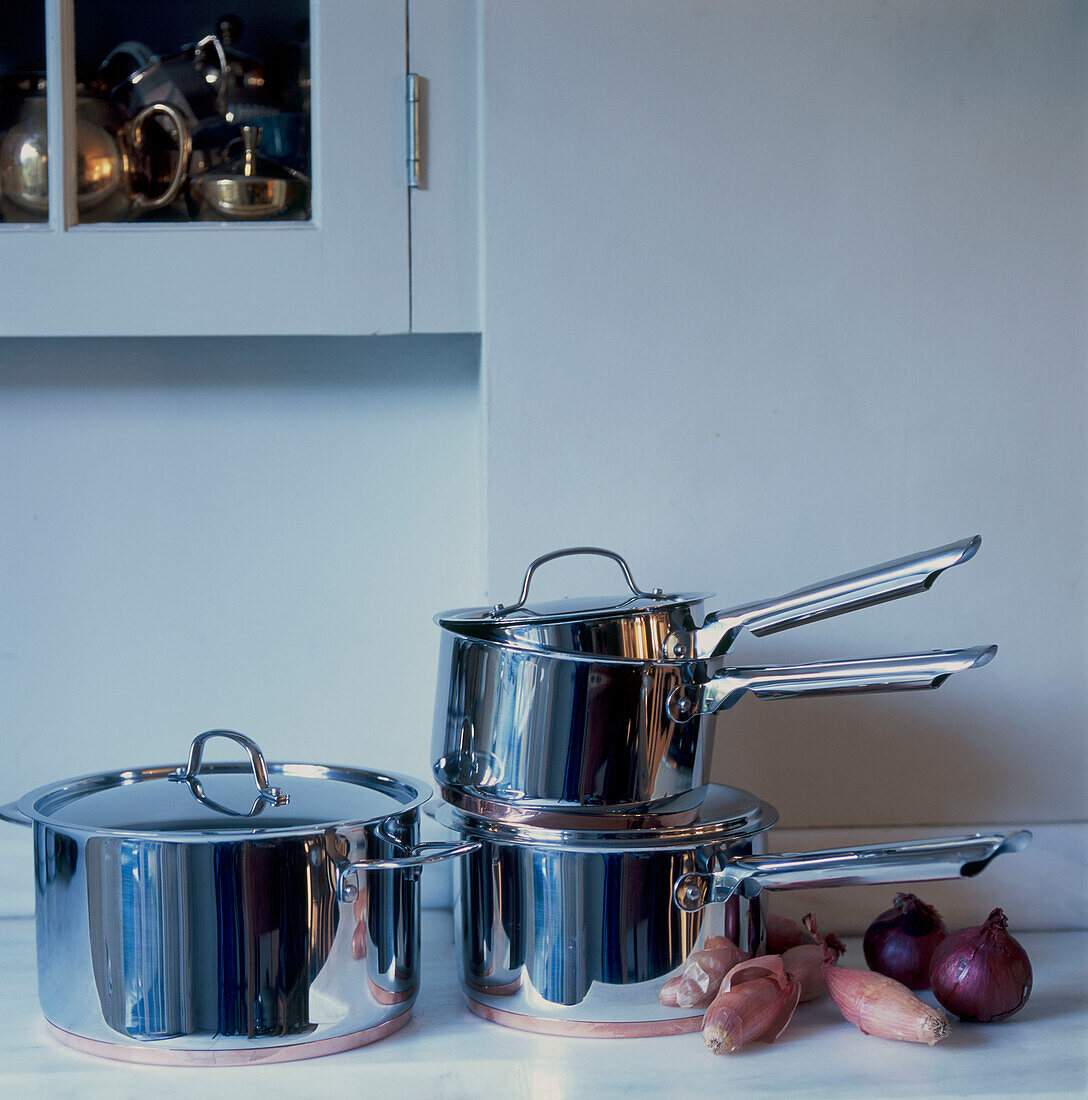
<box><xmin>0</xmin><ymin>94</ymin><xmax>191</xmax><ymax>222</ymax></box>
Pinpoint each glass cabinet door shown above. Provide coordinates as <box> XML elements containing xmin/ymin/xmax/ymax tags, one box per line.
<box><xmin>0</xmin><ymin>1</ymin><xmax>48</xmax><ymax>223</ymax></box>
<box><xmin>0</xmin><ymin>1</ymin><xmax>410</xmax><ymax>335</ymax></box>
<box><xmin>72</xmin><ymin>2</ymin><xmax>311</xmax><ymax>223</ymax></box>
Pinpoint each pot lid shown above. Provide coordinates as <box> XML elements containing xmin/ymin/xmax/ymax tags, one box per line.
<box><xmin>432</xmin><ymin>784</ymin><xmax>777</xmax><ymax>852</ymax></box>
<box><xmin>437</xmin><ymin>590</ymin><xmax>710</xmax><ymax>629</ymax></box>
<box><xmin>15</xmin><ymin>731</ymin><xmax>428</xmax><ymax>839</ymax></box>
<box><xmin>437</xmin><ymin>546</ymin><xmax>708</xmax><ymax>630</ymax></box>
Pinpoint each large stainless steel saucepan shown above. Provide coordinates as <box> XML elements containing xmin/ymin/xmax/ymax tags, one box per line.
<box><xmin>438</xmin><ymin>538</ymin><xmax>981</xmax><ymax>662</ymax></box>
<box><xmin>435</xmin><ymin>788</ymin><xmax>1030</xmax><ymax>1035</ymax></box>
<box><xmin>0</xmin><ymin>731</ymin><xmax>477</xmax><ymax>1065</ymax></box>
<box><xmin>431</xmin><ymin>629</ymin><xmax>996</xmax><ymax>809</ymax></box>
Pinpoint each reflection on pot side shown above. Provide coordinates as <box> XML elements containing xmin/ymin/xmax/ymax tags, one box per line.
<box><xmin>84</xmin><ymin>836</ymin><xmax>338</xmax><ymax>1038</ymax></box>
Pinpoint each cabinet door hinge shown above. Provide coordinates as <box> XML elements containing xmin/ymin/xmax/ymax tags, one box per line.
<box><xmin>407</xmin><ymin>73</ymin><xmax>422</xmax><ymax>188</ymax></box>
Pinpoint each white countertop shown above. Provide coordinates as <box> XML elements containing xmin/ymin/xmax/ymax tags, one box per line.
<box><xmin>2</xmin><ymin>912</ymin><xmax>1085</xmax><ymax>1099</ymax></box>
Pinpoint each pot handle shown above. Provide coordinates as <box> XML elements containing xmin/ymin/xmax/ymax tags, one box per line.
<box><xmin>490</xmin><ymin>546</ymin><xmax>665</xmax><ymax>616</ymax></box>
<box><xmin>0</xmin><ymin>801</ymin><xmax>31</xmax><ymax>827</ymax></box>
<box><xmin>673</xmin><ymin>830</ymin><xmax>1032</xmax><ymax>913</ymax></box>
<box><xmin>128</xmin><ymin>102</ymin><xmax>192</xmax><ymax>214</ymax></box>
<box><xmin>665</xmin><ymin>535</ymin><xmax>981</xmax><ymax>660</ymax></box>
<box><xmin>337</xmin><ymin>839</ymin><xmax>482</xmax><ymax>902</ymax></box>
<box><xmin>666</xmin><ymin>645</ymin><xmax>996</xmax><ymax>722</ymax></box>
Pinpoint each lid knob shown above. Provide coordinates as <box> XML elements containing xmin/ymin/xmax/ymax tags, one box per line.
<box><xmin>169</xmin><ymin>729</ymin><xmax>289</xmax><ymax>817</ymax></box>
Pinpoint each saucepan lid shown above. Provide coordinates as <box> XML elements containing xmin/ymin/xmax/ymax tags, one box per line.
<box><xmin>438</xmin><ymin>547</ymin><xmax>703</xmax><ymax>630</ymax></box>
<box><xmin>7</xmin><ymin>730</ymin><xmax>428</xmax><ymax>839</ymax></box>
<box><xmin>437</xmin><ymin>537</ymin><xmax>983</xmax><ymax>663</ymax></box>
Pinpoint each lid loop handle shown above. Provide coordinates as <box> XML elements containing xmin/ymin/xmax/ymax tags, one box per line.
<box><xmin>492</xmin><ymin>546</ymin><xmax>665</xmax><ymax>616</ymax></box>
<box><xmin>169</xmin><ymin>730</ymin><xmax>289</xmax><ymax>808</ymax></box>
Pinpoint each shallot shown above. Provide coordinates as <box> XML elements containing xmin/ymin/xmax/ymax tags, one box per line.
<box><xmin>658</xmin><ymin>934</ymin><xmax>748</xmax><ymax>1008</ymax></box>
<box><xmin>702</xmin><ymin>956</ymin><xmax>800</xmax><ymax>1054</ymax></box>
<box><xmin>928</xmin><ymin>908</ymin><xmax>1032</xmax><ymax>1023</ymax></box>
<box><xmin>863</xmin><ymin>892</ymin><xmax>948</xmax><ymax>991</ymax></box>
<box><xmin>766</xmin><ymin>912</ymin><xmax>819</xmax><ymax>953</ymax></box>
<box><xmin>782</xmin><ymin>914</ymin><xmax>845</xmax><ymax>1002</ymax></box>
<box><xmin>823</xmin><ymin>948</ymin><xmax>949</xmax><ymax>1045</ymax></box>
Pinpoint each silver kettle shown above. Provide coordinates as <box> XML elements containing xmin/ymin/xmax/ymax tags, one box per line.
<box><xmin>0</xmin><ymin>93</ymin><xmax>191</xmax><ymax>221</ymax></box>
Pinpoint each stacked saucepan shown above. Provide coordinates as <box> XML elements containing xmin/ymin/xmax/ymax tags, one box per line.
<box><xmin>430</xmin><ymin>540</ymin><xmax>1032</xmax><ymax>1035</ymax></box>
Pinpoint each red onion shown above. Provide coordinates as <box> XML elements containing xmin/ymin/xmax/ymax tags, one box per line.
<box><xmin>863</xmin><ymin>893</ymin><xmax>949</xmax><ymax>990</ymax></box>
<box><xmin>928</xmin><ymin>908</ymin><xmax>1032</xmax><ymax>1022</ymax></box>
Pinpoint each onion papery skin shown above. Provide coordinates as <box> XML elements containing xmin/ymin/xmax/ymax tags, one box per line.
<box><xmin>766</xmin><ymin>913</ymin><xmax>819</xmax><ymax>954</ymax></box>
<box><xmin>928</xmin><ymin>908</ymin><xmax>1033</xmax><ymax>1023</ymax></box>
<box><xmin>863</xmin><ymin>893</ymin><xmax>949</xmax><ymax>991</ymax></box>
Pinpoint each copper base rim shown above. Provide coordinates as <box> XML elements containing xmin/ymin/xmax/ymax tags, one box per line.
<box><xmin>46</xmin><ymin>1011</ymin><xmax>412</xmax><ymax>1066</ymax></box>
<box><xmin>464</xmin><ymin>994</ymin><xmax>703</xmax><ymax>1038</ymax></box>
<box><xmin>463</xmin><ymin>974</ymin><xmax>525</xmax><ymax>996</ymax></box>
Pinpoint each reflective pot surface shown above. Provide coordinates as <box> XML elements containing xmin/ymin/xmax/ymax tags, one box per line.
<box><xmin>432</xmin><ymin>629</ymin><xmax>995</xmax><ymax>810</ymax></box>
<box><xmin>432</xmin><ymin>630</ymin><xmax>711</xmax><ymax>809</ymax></box>
<box><xmin>438</xmin><ymin>788</ymin><xmax>774</xmax><ymax>1031</ymax></box>
<box><xmin>435</xmin><ymin>793</ymin><xmax>1030</xmax><ymax>1036</ymax></box>
<box><xmin>451</xmin><ymin>828</ymin><xmax>763</xmax><ymax>1034</ymax></box>
<box><xmin>32</xmin><ymin>814</ymin><xmax>419</xmax><ymax>1059</ymax></box>
<box><xmin>2</xmin><ymin>732</ymin><xmax>475</xmax><ymax>1065</ymax></box>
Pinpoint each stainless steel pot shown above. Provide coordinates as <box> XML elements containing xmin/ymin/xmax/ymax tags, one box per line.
<box><xmin>432</xmin><ymin>629</ymin><xmax>996</xmax><ymax>809</ymax></box>
<box><xmin>0</xmin><ymin>731</ymin><xmax>477</xmax><ymax>1065</ymax></box>
<box><xmin>435</xmin><ymin>790</ymin><xmax>1030</xmax><ymax>1036</ymax></box>
<box><xmin>438</xmin><ymin>538</ymin><xmax>981</xmax><ymax>661</ymax></box>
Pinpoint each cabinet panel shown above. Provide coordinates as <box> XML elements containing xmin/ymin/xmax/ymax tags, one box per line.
<box><xmin>407</xmin><ymin>0</ymin><xmax>478</xmax><ymax>333</ymax></box>
<box><xmin>0</xmin><ymin>0</ymin><xmax>409</xmax><ymax>336</ymax></box>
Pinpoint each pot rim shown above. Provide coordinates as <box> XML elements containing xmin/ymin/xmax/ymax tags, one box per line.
<box><xmin>434</xmin><ymin>625</ymin><xmax>711</xmax><ymax>668</ymax></box>
<box><xmin>13</xmin><ymin>760</ymin><xmax>430</xmax><ymax>842</ymax></box>
<box><xmin>436</xmin><ymin>591</ymin><xmax>712</xmax><ymax>632</ymax></box>
<box><xmin>432</xmin><ymin>784</ymin><xmax>778</xmax><ymax>852</ymax></box>
<box><xmin>431</xmin><ymin>775</ymin><xmax>709</xmax><ymax>829</ymax></box>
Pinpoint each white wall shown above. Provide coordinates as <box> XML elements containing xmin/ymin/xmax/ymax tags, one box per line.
<box><xmin>0</xmin><ymin>335</ymin><xmax>482</xmax><ymax>796</ymax></box>
<box><xmin>479</xmin><ymin>1</ymin><xmax>1086</xmax><ymax>830</ymax></box>
<box><xmin>1</xmin><ymin>2</ymin><xmax>1084</xmax><ymax>933</ymax></box>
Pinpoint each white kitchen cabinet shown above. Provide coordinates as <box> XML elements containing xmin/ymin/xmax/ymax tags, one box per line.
<box><xmin>0</xmin><ymin>0</ymin><xmax>477</xmax><ymax>336</ymax></box>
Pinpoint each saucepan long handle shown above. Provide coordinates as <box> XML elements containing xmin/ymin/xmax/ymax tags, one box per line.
<box><xmin>665</xmin><ymin>535</ymin><xmax>981</xmax><ymax>660</ymax></box>
<box><xmin>666</xmin><ymin>645</ymin><xmax>996</xmax><ymax>722</ymax></box>
<box><xmin>673</xmin><ymin>831</ymin><xmax>1032</xmax><ymax>912</ymax></box>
